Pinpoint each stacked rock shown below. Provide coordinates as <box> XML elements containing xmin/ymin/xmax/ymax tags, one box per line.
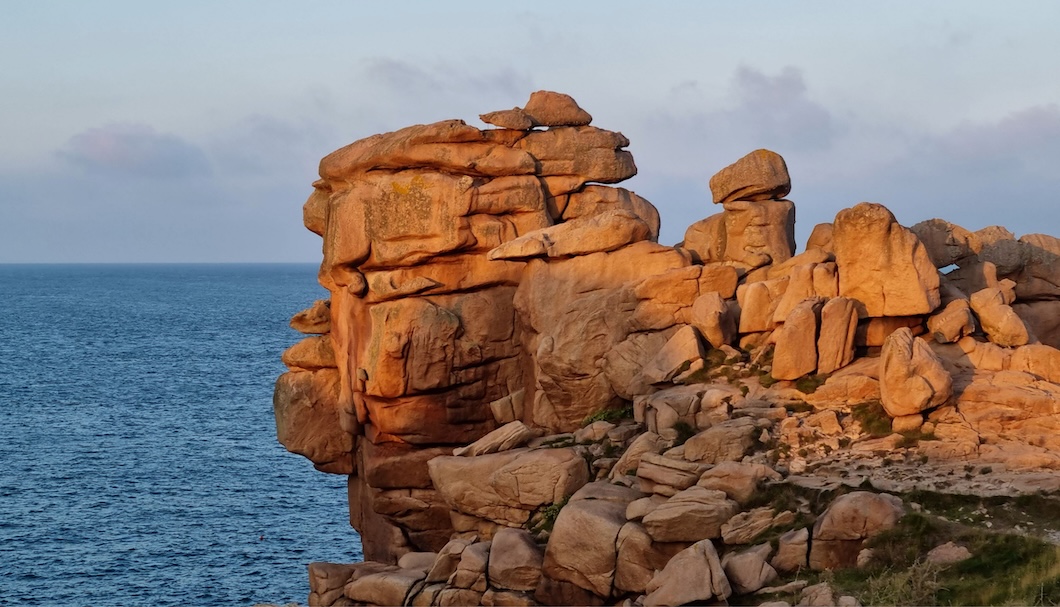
<box><xmin>276</xmin><ymin>91</ymin><xmax>685</xmax><ymax>560</ymax></box>
<box><xmin>279</xmin><ymin>92</ymin><xmax>1060</xmax><ymax>607</ymax></box>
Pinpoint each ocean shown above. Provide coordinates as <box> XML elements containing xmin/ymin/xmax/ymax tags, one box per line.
<box><xmin>0</xmin><ymin>264</ymin><xmax>363</xmax><ymax>606</ymax></box>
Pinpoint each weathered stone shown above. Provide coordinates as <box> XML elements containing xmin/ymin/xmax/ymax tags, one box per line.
<box><xmin>428</xmin><ymin>448</ymin><xmax>589</xmax><ymax>525</ymax></box>
<box><xmin>481</xmin><ymin>108</ymin><xmax>535</xmax><ymax>130</ymax></box>
<box><xmin>806</xmin><ymin>223</ymin><xmax>834</xmax><ymax>253</ymax></box>
<box><xmin>453</xmin><ymin>421</ymin><xmax>534</xmax><ymax>457</ymax></box>
<box><xmin>308</xmin><ymin>562</ymin><xmax>360</xmax><ymax>607</ymax></box>
<box><xmin>425</xmin><ymin>538</ymin><xmax>472</xmax><ymax>583</ymax></box>
<box><xmin>438</xmin><ymin>588</ymin><xmax>484</xmax><ymax>606</ymax></box>
<box><xmin>481</xmin><ymin>589</ymin><xmax>538</xmax><ymax>606</ymax></box>
<box><xmin>927</xmin><ymin>298</ymin><xmax>976</xmax><ymax>343</ymax></box>
<box><xmin>399</xmin><ymin>551</ymin><xmax>438</xmax><ymax>572</ymax></box>
<box><xmin>534</xmin><ymin>576</ymin><xmax>604</xmax><ymax>606</ymax></box>
<box><xmin>320</xmin><ymin>120</ymin><xmax>533</xmax><ymax>181</ymax></box>
<box><xmin>643</xmin><ymin>539</ymin><xmax>731</xmax><ymax>606</ymax></box>
<box><xmin>515</xmin><ymin>241</ymin><xmax>691</xmax><ymax>432</ymax></box>
<box><xmin>489</xmin><ymin>209</ymin><xmax>650</xmax><ymax>261</ymax></box>
<box><xmin>683</xmin><ymin>418</ymin><xmax>757</xmax><ymax>464</ymax></box>
<box><xmin>697</xmin><ymin>461</ymin><xmax>782</xmax><ymax>505</ymax></box>
<box><xmin>625</xmin><ymin>494</ymin><xmax>669</xmax><ymax>521</ymax></box>
<box><xmin>970</xmin><ymin>287</ymin><xmax>1032</xmax><ymax>347</ymax></box>
<box><xmin>722</xmin><ymin>507</ymin><xmax>777</xmax><ymax>545</ymax></box>
<box><xmin>638</xmin><ymin>325</ymin><xmax>706</xmax><ymax>385</ymax></box>
<box><xmin>771</xmin><ymin>528</ymin><xmax>809</xmax><ymax>573</ymax></box>
<box><xmin>688</xmin><ymin>291</ymin><xmax>736</xmax><ymax>349</ymax></box>
<box><xmin>798</xmin><ymin>582</ymin><xmax>836</xmax><ymax>606</ymax></box>
<box><xmin>1014</xmin><ymin>301</ymin><xmax>1060</xmax><ymax>349</ymax></box>
<box><xmin>723</xmin><ymin>542</ymin><xmax>778</xmax><ymax>594</ymax></box>
<box><xmin>773</xmin><ymin>297</ymin><xmax>824</xmax><ymax>380</ymax></box>
<box><xmin>273</xmin><ymin>369</ymin><xmax>352</xmax><ymax>474</ymax></box>
<box><xmin>833</xmin><ymin>202</ymin><xmax>940</xmax><ymax>317</ymax></box>
<box><xmin>738</xmin><ymin>277</ymin><xmax>789</xmax><ymax>333</ymax></box>
<box><xmin>451</xmin><ymin>540</ymin><xmax>490</xmax><ymax>589</ymax></box>
<box><xmin>975</xmin><ymin>225</ymin><xmax>1024</xmax><ymax>276</ymax></box>
<box><xmin>880</xmin><ymin>328</ymin><xmax>952</xmax><ymax>417</ymax></box>
<box><xmin>910</xmin><ymin>218</ymin><xmax>980</xmax><ymax>268</ymax></box>
<box><xmin>564</xmin><ymin>186</ymin><xmax>661</xmax><ymax>242</ymax></box>
<box><xmin>610</xmin><ymin>432</ymin><xmax>668</xmax><ymax>481</ymax></box>
<box><xmin>542</xmin><ymin>481</ymin><xmax>640</xmax><ymax>598</ymax></box>
<box><xmin>282</xmin><ymin>335</ymin><xmax>336</xmax><ymax>371</ymax></box>
<box><xmin>642</xmin><ymin>486</ymin><xmax>740</xmax><ymax>542</ymax></box>
<box><xmin>809</xmin><ymin>492</ymin><xmax>904</xmax><ymax>570</ymax></box>
<box><xmin>709</xmin><ymin>149</ymin><xmax>791</xmax><ymax>204</ymax></box>
<box><xmin>721</xmin><ymin>199</ymin><xmax>797</xmax><ymax>267</ymax></box>
<box><xmin>291</xmin><ymin>299</ymin><xmax>331</xmax><ymax>334</ymax></box>
<box><xmin>488</xmin><ymin>528</ymin><xmax>544</xmax><ymax>591</ymax></box>
<box><xmin>344</xmin><ymin>567</ymin><xmax>425</xmax><ymax>606</ymax></box>
<box><xmin>636</xmin><ymin>452</ymin><xmax>709</xmax><ymax>496</ymax></box>
<box><xmin>361</xmin><ymin>442</ymin><xmax>451</xmax><ymax>490</ymax></box>
<box><xmin>926</xmin><ymin>541</ymin><xmax>972</xmax><ymax>565</ymax></box>
<box><xmin>817</xmin><ymin>297</ymin><xmax>859</xmax><ymax>374</ymax></box>
<box><xmin>522</xmin><ymin>90</ymin><xmax>593</xmax><ymax>127</ymax></box>
<box><xmin>516</xmin><ymin>126</ymin><xmax>636</xmax><ymax>184</ymax></box>
<box><xmin>614</xmin><ymin>522</ymin><xmax>689</xmax><ymax>594</ymax></box>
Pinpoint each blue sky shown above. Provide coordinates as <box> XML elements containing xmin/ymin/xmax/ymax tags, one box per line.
<box><xmin>3</xmin><ymin>1</ymin><xmax>1060</xmax><ymax>262</ymax></box>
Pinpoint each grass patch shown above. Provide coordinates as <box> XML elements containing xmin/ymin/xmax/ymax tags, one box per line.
<box><xmin>531</xmin><ymin>496</ymin><xmax>570</xmax><ymax>535</ymax></box>
<box><xmin>672</xmin><ymin>421</ymin><xmax>697</xmax><ymax>446</ymax></box>
<box><xmin>836</xmin><ymin>509</ymin><xmax>1060</xmax><ymax>606</ymax></box>
<box><xmin>794</xmin><ymin>373</ymin><xmax>830</xmax><ymax>394</ymax></box>
<box><xmin>851</xmin><ymin>400</ymin><xmax>892</xmax><ymax>437</ymax></box>
<box><xmin>581</xmin><ymin>403</ymin><xmax>634</xmax><ymax>426</ymax></box>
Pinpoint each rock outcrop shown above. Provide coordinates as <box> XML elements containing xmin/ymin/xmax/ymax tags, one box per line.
<box><xmin>280</xmin><ymin>91</ymin><xmax>1060</xmax><ymax>607</ymax></box>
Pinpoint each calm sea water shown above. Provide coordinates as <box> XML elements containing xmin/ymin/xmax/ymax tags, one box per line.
<box><xmin>0</xmin><ymin>264</ymin><xmax>363</xmax><ymax>606</ymax></box>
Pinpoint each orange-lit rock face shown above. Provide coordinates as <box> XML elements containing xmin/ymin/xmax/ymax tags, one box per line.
<box><xmin>279</xmin><ymin>96</ymin><xmax>1060</xmax><ymax>597</ymax></box>
<box><xmin>276</xmin><ymin>91</ymin><xmax>670</xmax><ymax>560</ymax></box>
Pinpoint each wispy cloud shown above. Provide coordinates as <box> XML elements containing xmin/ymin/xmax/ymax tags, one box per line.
<box><xmin>57</xmin><ymin>124</ymin><xmax>212</xmax><ymax>179</ymax></box>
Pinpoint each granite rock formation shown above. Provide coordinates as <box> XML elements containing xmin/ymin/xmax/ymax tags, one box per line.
<box><xmin>276</xmin><ymin>91</ymin><xmax>1060</xmax><ymax>606</ymax></box>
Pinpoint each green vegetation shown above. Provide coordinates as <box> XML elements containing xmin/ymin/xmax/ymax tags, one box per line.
<box><xmin>851</xmin><ymin>400</ymin><xmax>892</xmax><ymax>437</ymax></box>
<box><xmin>795</xmin><ymin>373</ymin><xmax>830</xmax><ymax>394</ymax></box>
<box><xmin>581</xmin><ymin>403</ymin><xmax>634</xmax><ymax>426</ymax></box>
<box><xmin>817</xmin><ymin>509</ymin><xmax>1060</xmax><ymax>606</ymax></box>
<box><xmin>532</xmin><ymin>496</ymin><xmax>570</xmax><ymax>536</ymax></box>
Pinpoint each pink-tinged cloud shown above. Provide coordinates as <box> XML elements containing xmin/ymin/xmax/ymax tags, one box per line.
<box><xmin>58</xmin><ymin>124</ymin><xmax>211</xmax><ymax>179</ymax></box>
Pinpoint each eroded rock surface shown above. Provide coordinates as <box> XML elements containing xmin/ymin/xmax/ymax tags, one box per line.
<box><xmin>277</xmin><ymin>92</ymin><xmax>1060</xmax><ymax>607</ymax></box>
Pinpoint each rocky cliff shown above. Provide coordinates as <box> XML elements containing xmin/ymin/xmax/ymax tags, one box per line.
<box><xmin>275</xmin><ymin>91</ymin><xmax>1060</xmax><ymax>606</ymax></box>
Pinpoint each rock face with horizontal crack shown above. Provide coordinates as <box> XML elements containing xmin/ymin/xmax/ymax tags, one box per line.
<box><xmin>279</xmin><ymin>92</ymin><xmax>1060</xmax><ymax>606</ymax></box>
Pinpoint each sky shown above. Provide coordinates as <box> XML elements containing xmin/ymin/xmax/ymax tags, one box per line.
<box><xmin>3</xmin><ymin>1</ymin><xmax>1060</xmax><ymax>263</ymax></box>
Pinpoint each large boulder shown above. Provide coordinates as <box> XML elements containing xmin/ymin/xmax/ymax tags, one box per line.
<box><xmin>696</xmin><ymin>461</ymin><xmax>782</xmax><ymax>505</ymax></box>
<box><xmin>514</xmin><ymin>241</ymin><xmax>691</xmax><ymax>432</ymax></box>
<box><xmin>488</xmin><ymin>528</ymin><xmax>544</xmax><ymax>591</ymax></box>
<box><xmin>428</xmin><ymin>448</ymin><xmax>589</xmax><ymax>525</ymax></box>
<box><xmin>643</xmin><ymin>539</ymin><xmax>732</xmax><ymax>606</ymax></box>
<box><xmin>614</xmin><ymin>522</ymin><xmax>689</xmax><ymax>594</ymax></box>
<box><xmin>809</xmin><ymin>492</ymin><xmax>904</xmax><ymax>570</ymax></box>
<box><xmin>772</xmin><ymin>297</ymin><xmax>824</xmax><ymax>380</ymax></box>
<box><xmin>879</xmin><ymin>327</ymin><xmax>952</xmax><ymax>417</ymax></box>
<box><xmin>817</xmin><ymin>297</ymin><xmax>859</xmax><ymax>374</ymax></box>
<box><xmin>709</xmin><ymin>148</ymin><xmax>791</xmax><ymax>204</ymax></box>
<box><xmin>642</xmin><ymin>486</ymin><xmax>740</xmax><ymax>543</ymax></box>
<box><xmin>833</xmin><ymin>202</ymin><xmax>940</xmax><ymax>317</ymax></box>
<box><xmin>273</xmin><ymin>369</ymin><xmax>353</xmax><ymax>474</ymax></box>
<box><xmin>542</xmin><ymin>481</ymin><xmax>643</xmax><ymax>598</ymax></box>
<box><xmin>722</xmin><ymin>542</ymin><xmax>779</xmax><ymax>594</ymax></box>
<box><xmin>970</xmin><ymin>287</ymin><xmax>1032</xmax><ymax>347</ymax></box>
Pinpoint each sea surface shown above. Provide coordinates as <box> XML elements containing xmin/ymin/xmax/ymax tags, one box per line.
<box><xmin>0</xmin><ymin>264</ymin><xmax>363</xmax><ymax>606</ymax></box>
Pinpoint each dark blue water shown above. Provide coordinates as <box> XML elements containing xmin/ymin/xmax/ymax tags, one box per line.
<box><xmin>0</xmin><ymin>264</ymin><xmax>362</xmax><ymax>606</ymax></box>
